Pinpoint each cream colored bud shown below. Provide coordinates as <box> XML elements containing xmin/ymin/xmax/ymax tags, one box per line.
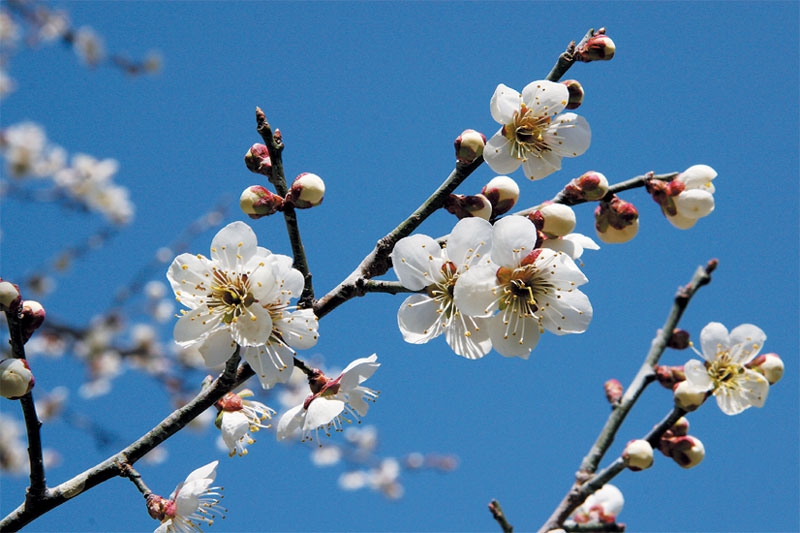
<box><xmin>239</xmin><ymin>185</ymin><xmax>283</xmax><ymax>218</ymax></box>
<box><xmin>481</xmin><ymin>176</ymin><xmax>519</xmax><ymax>217</ymax></box>
<box><xmin>596</xmin><ymin>219</ymin><xmax>639</xmax><ymax>244</ymax></box>
<box><xmin>0</xmin><ymin>280</ymin><xmax>21</xmax><ymax>311</ymax></box>
<box><xmin>537</xmin><ymin>203</ymin><xmax>576</xmax><ymax>238</ymax></box>
<box><xmin>623</xmin><ymin>439</ymin><xmax>654</xmax><ymax>471</ymax></box>
<box><xmin>673</xmin><ymin>380</ymin><xmax>707</xmax><ymax>411</ymax></box>
<box><xmin>454</xmin><ymin>129</ymin><xmax>486</xmax><ymax>164</ymax></box>
<box><xmin>0</xmin><ymin>358</ymin><xmax>34</xmax><ymax>399</ymax></box>
<box><xmin>286</xmin><ymin>172</ymin><xmax>325</xmax><ymax>208</ymax></box>
<box><xmin>670</xmin><ymin>436</ymin><xmax>705</xmax><ymax>469</ymax></box>
<box><xmin>749</xmin><ymin>353</ymin><xmax>784</xmax><ymax>385</ymax></box>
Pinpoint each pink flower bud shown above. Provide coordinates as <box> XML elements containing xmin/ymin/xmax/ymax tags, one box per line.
<box><xmin>668</xmin><ymin>435</ymin><xmax>705</xmax><ymax>469</ymax></box>
<box><xmin>0</xmin><ymin>358</ymin><xmax>35</xmax><ymax>399</ymax></box>
<box><xmin>454</xmin><ymin>129</ymin><xmax>486</xmax><ymax>164</ymax></box>
<box><xmin>0</xmin><ymin>280</ymin><xmax>21</xmax><ymax>311</ymax></box>
<box><xmin>20</xmin><ymin>300</ymin><xmax>46</xmax><ymax>343</ymax></box>
<box><xmin>563</xmin><ymin>171</ymin><xmax>609</xmax><ymax>202</ymax></box>
<box><xmin>655</xmin><ymin>365</ymin><xmax>686</xmax><ymax>389</ymax></box>
<box><xmin>444</xmin><ymin>193</ymin><xmax>492</xmax><ymax>220</ymax></box>
<box><xmin>594</xmin><ymin>196</ymin><xmax>639</xmax><ymax>244</ymax></box>
<box><xmin>244</xmin><ymin>143</ymin><xmax>272</xmax><ymax>177</ymax></box>
<box><xmin>673</xmin><ymin>380</ymin><xmax>707</xmax><ymax>411</ymax></box>
<box><xmin>285</xmin><ymin>173</ymin><xmax>325</xmax><ymax>209</ymax></box>
<box><xmin>667</xmin><ymin>329</ymin><xmax>691</xmax><ymax>350</ymax></box>
<box><xmin>623</xmin><ymin>439</ymin><xmax>654</xmax><ymax>471</ymax></box>
<box><xmin>747</xmin><ymin>353</ymin><xmax>784</xmax><ymax>385</ymax></box>
<box><xmin>576</xmin><ymin>29</ymin><xmax>616</xmax><ymax>62</ymax></box>
<box><xmin>481</xmin><ymin>176</ymin><xmax>519</xmax><ymax>217</ymax></box>
<box><xmin>561</xmin><ymin>80</ymin><xmax>584</xmax><ymax>110</ymax></box>
<box><xmin>531</xmin><ymin>202</ymin><xmax>576</xmax><ymax>238</ymax></box>
<box><xmin>669</xmin><ymin>417</ymin><xmax>690</xmax><ymax>437</ymax></box>
<box><xmin>604</xmin><ymin>378</ymin><xmax>623</xmax><ymax>404</ymax></box>
<box><xmin>240</xmin><ymin>185</ymin><xmax>284</xmax><ymax>218</ymax></box>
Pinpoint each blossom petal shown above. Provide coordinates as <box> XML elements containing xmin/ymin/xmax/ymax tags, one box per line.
<box><xmin>521</xmin><ymin>154</ymin><xmax>560</xmax><ymax>181</ymax></box>
<box><xmin>547</xmin><ymin>113</ymin><xmax>591</xmax><ymax>157</ymax></box>
<box><xmin>484</xmin><ymin>133</ymin><xmax>522</xmax><ymax>175</ymax></box>
<box><xmin>683</xmin><ymin>359</ymin><xmax>713</xmax><ymax>392</ymax></box>
<box><xmin>210</xmin><ymin>221</ymin><xmax>258</xmax><ymax>270</ymax></box>
<box><xmin>491</xmin><ymin>216</ymin><xmax>539</xmax><ymax>267</ymax></box>
<box><xmin>675</xmin><ymin>189</ymin><xmax>714</xmax><ymax>219</ymax></box>
<box><xmin>173</xmin><ymin>306</ymin><xmax>221</xmax><ymax>345</ymax></box>
<box><xmin>666</xmin><ymin>212</ymin><xmax>698</xmax><ymax>229</ymax></box>
<box><xmin>167</xmin><ymin>253</ymin><xmax>212</xmax><ymax>308</ymax></box>
<box><xmin>699</xmin><ymin>322</ymin><xmax>729</xmax><ymax>363</ymax></box>
<box><xmin>539</xmin><ymin>288</ymin><xmax>592</xmax><ymax>335</ymax></box>
<box><xmin>521</xmin><ymin>80</ymin><xmax>569</xmax><ymax>117</ymax></box>
<box><xmin>488</xmin><ymin>313</ymin><xmax>540</xmax><ymax>358</ymax></box>
<box><xmin>391</xmin><ymin>234</ymin><xmax>445</xmax><ymax>291</ymax></box>
<box><xmin>198</xmin><ymin>327</ymin><xmax>238</xmax><ymax>367</ymax></box>
<box><xmin>490</xmin><ymin>83</ymin><xmax>522</xmax><ymax>124</ymax></box>
<box><xmin>305</xmin><ymin>398</ymin><xmax>346</xmax><ymax>431</ymax></box>
<box><xmin>229</xmin><ymin>303</ymin><xmax>273</xmax><ymax>347</ymax></box>
<box><xmin>276</xmin><ymin>404</ymin><xmax>305</xmax><ymax>441</ymax></box>
<box><xmin>339</xmin><ymin>354</ymin><xmax>379</xmax><ymax>390</ymax></box>
<box><xmin>446</xmin><ymin>217</ymin><xmax>493</xmax><ymax>268</ymax></box>
<box><xmin>453</xmin><ymin>264</ymin><xmax>500</xmax><ymax>316</ymax></box>
<box><xmin>728</xmin><ymin>324</ymin><xmax>766</xmax><ymax>364</ymax></box>
<box><xmin>397</xmin><ymin>294</ymin><xmax>444</xmax><ymax>344</ymax></box>
<box><xmin>242</xmin><ymin>344</ymin><xmax>293</xmax><ymax>389</ymax></box>
<box><xmin>274</xmin><ymin>308</ymin><xmax>319</xmax><ymax>350</ymax></box>
<box><xmin>444</xmin><ymin>315</ymin><xmax>492</xmax><ymax>359</ymax></box>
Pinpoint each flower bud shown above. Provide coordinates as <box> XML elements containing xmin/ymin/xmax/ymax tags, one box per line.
<box><xmin>145</xmin><ymin>493</ymin><xmax>169</xmax><ymax>521</ymax></box>
<box><xmin>594</xmin><ymin>196</ymin><xmax>639</xmax><ymax>244</ymax></box>
<box><xmin>285</xmin><ymin>172</ymin><xmax>325</xmax><ymax>209</ymax></box>
<box><xmin>576</xmin><ymin>29</ymin><xmax>616</xmax><ymax>62</ymax></box>
<box><xmin>240</xmin><ymin>185</ymin><xmax>284</xmax><ymax>218</ymax></box>
<box><xmin>454</xmin><ymin>129</ymin><xmax>486</xmax><ymax>164</ymax></box>
<box><xmin>622</xmin><ymin>439</ymin><xmax>654</xmax><ymax>471</ymax></box>
<box><xmin>20</xmin><ymin>300</ymin><xmax>46</xmax><ymax>343</ymax></box>
<box><xmin>244</xmin><ymin>143</ymin><xmax>272</xmax><ymax>177</ymax></box>
<box><xmin>604</xmin><ymin>378</ymin><xmax>623</xmax><ymax>405</ymax></box>
<box><xmin>530</xmin><ymin>202</ymin><xmax>576</xmax><ymax>238</ymax></box>
<box><xmin>444</xmin><ymin>193</ymin><xmax>492</xmax><ymax>220</ymax></box>
<box><xmin>563</xmin><ymin>171</ymin><xmax>609</xmax><ymax>202</ymax></box>
<box><xmin>655</xmin><ymin>365</ymin><xmax>686</xmax><ymax>389</ymax></box>
<box><xmin>0</xmin><ymin>358</ymin><xmax>35</xmax><ymax>399</ymax></box>
<box><xmin>669</xmin><ymin>417</ymin><xmax>690</xmax><ymax>437</ymax></box>
<box><xmin>481</xmin><ymin>176</ymin><xmax>519</xmax><ymax>217</ymax></box>
<box><xmin>667</xmin><ymin>329</ymin><xmax>691</xmax><ymax>350</ymax></box>
<box><xmin>747</xmin><ymin>353</ymin><xmax>784</xmax><ymax>385</ymax></box>
<box><xmin>0</xmin><ymin>280</ymin><xmax>21</xmax><ymax>311</ymax></box>
<box><xmin>561</xmin><ymin>80</ymin><xmax>584</xmax><ymax>110</ymax></box>
<box><xmin>668</xmin><ymin>435</ymin><xmax>705</xmax><ymax>469</ymax></box>
<box><xmin>673</xmin><ymin>380</ymin><xmax>707</xmax><ymax>411</ymax></box>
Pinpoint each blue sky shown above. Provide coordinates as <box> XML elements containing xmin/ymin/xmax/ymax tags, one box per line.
<box><xmin>1</xmin><ymin>2</ymin><xmax>798</xmax><ymax>532</ymax></box>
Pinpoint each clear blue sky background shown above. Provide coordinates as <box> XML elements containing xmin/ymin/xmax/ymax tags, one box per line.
<box><xmin>2</xmin><ymin>2</ymin><xmax>798</xmax><ymax>532</ymax></box>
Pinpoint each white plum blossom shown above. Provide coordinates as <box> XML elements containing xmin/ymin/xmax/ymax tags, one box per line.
<box><xmin>152</xmin><ymin>461</ymin><xmax>225</xmax><ymax>533</ymax></box>
<box><xmin>216</xmin><ymin>390</ymin><xmax>275</xmax><ymax>457</ymax></box>
<box><xmin>391</xmin><ymin>218</ymin><xmax>493</xmax><ymax>359</ymax></box>
<box><xmin>454</xmin><ymin>216</ymin><xmax>592</xmax><ymax>358</ymax></box>
<box><xmin>485</xmin><ymin>80</ymin><xmax>591</xmax><ymax>180</ymax></box>
<box><xmin>276</xmin><ymin>354</ymin><xmax>379</xmax><ymax>443</ymax></box>
<box><xmin>667</xmin><ymin>165</ymin><xmax>717</xmax><ymax>229</ymax></box>
<box><xmin>168</xmin><ymin>222</ymin><xmax>318</xmax><ymax>389</ymax></box>
<box><xmin>568</xmin><ymin>484</ymin><xmax>624</xmax><ymax>526</ymax></box>
<box><xmin>542</xmin><ymin>233</ymin><xmax>600</xmax><ymax>262</ymax></box>
<box><xmin>681</xmin><ymin>322</ymin><xmax>769</xmax><ymax>415</ymax></box>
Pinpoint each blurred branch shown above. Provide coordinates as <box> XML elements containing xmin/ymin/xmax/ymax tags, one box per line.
<box><xmin>489</xmin><ymin>499</ymin><xmax>514</xmax><ymax>533</ymax></box>
<box><xmin>537</xmin><ymin>260</ymin><xmax>717</xmax><ymax>533</ymax></box>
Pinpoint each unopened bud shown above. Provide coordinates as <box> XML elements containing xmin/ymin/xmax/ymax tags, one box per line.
<box><xmin>594</xmin><ymin>196</ymin><xmax>639</xmax><ymax>244</ymax></box>
<box><xmin>673</xmin><ymin>380</ymin><xmax>707</xmax><ymax>411</ymax></box>
<box><xmin>145</xmin><ymin>493</ymin><xmax>169</xmax><ymax>521</ymax></box>
<box><xmin>20</xmin><ymin>300</ymin><xmax>46</xmax><ymax>343</ymax></box>
<box><xmin>604</xmin><ymin>378</ymin><xmax>623</xmax><ymax>405</ymax></box>
<box><xmin>481</xmin><ymin>176</ymin><xmax>519</xmax><ymax>217</ymax></box>
<box><xmin>244</xmin><ymin>143</ymin><xmax>272</xmax><ymax>177</ymax></box>
<box><xmin>576</xmin><ymin>30</ymin><xmax>616</xmax><ymax>62</ymax></box>
<box><xmin>240</xmin><ymin>185</ymin><xmax>284</xmax><ymax>218</ymax></box>
<box><xmin>444</xmin><ymin>193</ymin><xmax>492</xmax><ymax>221</ymax></box>
<box><xmin>285</xmin><ymin>173</ymin><xmax>325</xmax><ymax>209</ymax></box>
<box><xmin>623</xmin><ymin>439</ymin><xmax>654</xmax><ymax>471</ymax></box>
<box><xmin>454</xmin><ymin>129</ymin><xmax>486</xmax><ymax>164</ymax></box>
<box><xmin>669</xmin><ymin>417</ymin><xmax>690</xmax><ymax>437</ymax></box>
<box><xmin>0</xmin><ymin>358</ymin><xmax>35</xmax><ymax>399</ymax></box>
<box><xmin>668</xmin><ymin>435</ymin><xmax>705</xmax><ymax>469</ymax></box>
<box><xmin>530</xmin><ymin>202</ymin><xmax>576</xmax><ymax>238</ymax></box>
<box><xmin>655</xmin><ymin>365</ymin><xmax>686</xmax><ymax>389</ymax></box>
<box><xmin>563</xmin><ymin>171</ymin><xmax>609</xmax><ymax>202</ymax></box>
<box><xmin>561</xmin><ymin>80</ymin><xmax>584</xmax><ymax>110</ymax></box>
<box><xmin>667</xmin><ymin>329</ymin><xmax>691</xmax><ymax>350</ymax></box>
<box><xmin>747</xmin><ymin>353</ymin><xmax>784</xmax><ymax>385</ymax></box>
<box><xmin>0</xmin><ymin>280</ymin><xmax>21</xmax><ymax>311</ymax></box>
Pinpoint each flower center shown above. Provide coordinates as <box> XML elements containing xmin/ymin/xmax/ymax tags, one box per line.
<box><xmin>707</xmin><ymin>351</ymin><xmax>744</xmax><ymax>391</ymax></box>
<box><xmin>425</xmin><ymin>262</ymin><xmax>459</xmax><ymax>324</ymax></box>
<box><xmin>497</xmin><ymin>265</ymin><xmax>540</xmax><ymax>316</ymax></box>
<box><xmin>207</xmin><ymin>268</ymin><xmax>257</xmax><ymax>324</ymax></box>
<box><xmin>502</xmin><ymin>104</ymin><xmax>552</xmax><ymax>161</ymax></box>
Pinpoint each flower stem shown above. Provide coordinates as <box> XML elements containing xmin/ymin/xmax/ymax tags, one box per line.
<box><xmin>537</xmin><ymin>261</ymin><xmax>716</xmax><ymax>533</ymax></box>
<box><xmin>545</xmin><ymin>28</ymin><xmax>597</xmax><ymax>82</ymax></box>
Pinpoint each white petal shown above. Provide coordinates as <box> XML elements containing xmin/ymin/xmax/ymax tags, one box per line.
<box><xmin>666</xmin><ymin>212</ymin><xmax>698</xmax><ymax>229</ymax></box>
<box><xmin>738</xmin><ymin>370</ymin><xmax>769</xmax><ymax>408</ymax></box>
<box><xmin>305</xmin><ymin>398</ymin><xmax>345</xmax><ymax>430</ymax></box>
<box><xmin>198</xmin><ymin>328</ymin><xmax>237</xmax><ymax>367</ymax></box>
<box><xmin>397</xmin><ymin>294</ymin><xmax>445</xmax><ymax>344</ymax></box>
<box><xmin>220</xmin><ymin>411</ymin><xmax>250</xmax><ymax>452</ymax></box>
<box><xmin>539</xmin><ymin>288</ymin><xmax>592</xmax><ymax>335</ymax></box>
<box><xmin>344</xmin><ymin>385</ymin><xmax>376</xmax><ymax>416</ymax></box>
<box><xmin>490</xmin><ymin>83</ymin><xmax>522</xmax><ymax>124</ymax></box>
<box><xmin>444</xmin><ymin>315</ymin><xmax>492</xmax><ymax>359</ymax></box>
<box><xmin>488</xmin><ymin>313</ymin><xmax>540</xmax><ymax>358</ymax></box>
<box><xmin>521</xmin><ymin>80</ymin><xmax>568</xmax><ymax>116</ymax></box>
<box><xmin>699</xmin><ymin>322</ymin><xmax>729</xmax><ymax>363</ymax></box>
<box><xmin>728</xmin><ymin>324</ymin><xmax>766</xmax><ymax>364</ymax></box>
<box><xmin>339</xmin><ymin>354</ymin><xmax>379</xmax><ymax>390</ymax></box>
<box><xmin>173</xmin><ymin>306</ymin><xmax>221</xmax><ymax>345</ymax></box>
<box><xmin>167</xmin><ymin>253</ymin><xmax>212</xmax><ymax>308</ymax></box>
<box><xmin>484</xmin><ymin>133</ymin><xmax>522</xmax><ymax>175</ymax></box>
<box><xmin>683</xmin><ymin>359</ymin><xmax>713</xmax><ymax>392</ymax></box>
<box><xmin>491</xmin><ymin>215</ymin><xmax>539</xmax><ymax>267</ymax></box>
<box><xmin>230</xmin><ymin>304</ymin><xmax>273</xmax><ymax>347</ymax></box>
<box><xmin>546</xmin><ymin>113</ymin><xmax>591</xmax><ymax>157</ymax></box>
<box><xmin>391</xmin><ymin>234</ymin><xmax>445</xmax><ymax>291</ymax></box>
<box><xmin>521</xmin><ymin>154</ymin><xmax>560</xmax><ymax>181</ymax></box>
<box><xmin>453</xmin><ymin>264</ymin><xmax>500</xmax><ymax>316</ymax></box>
<box><xmin>446</xmin><ymin>217</ymin><xmax>493</xmax><ymax>268</ymax></box>
<box><xmin>242</xmin><ymin>344</ymin><xmax>293</xmax><ymax>389</ymax></box>
<box><xmin>210</xmin><ymin>221</ymin><xmax>258</xmax><ymax>270</ymax></box>
<box><xmin>674</xmin><ymin>190</ymin><xmax>714</xmax><ymax>219</ymax></box>
<box><xmin>276</xmin><ymin>404</ymin><xmax>305</xmax><ymax>440</ymax></box>
<box><xmin>274</xmin><ymin>308</ymin><xmax>319</xmax><ymax>350</ymax></box>
<box><xmin>680</xmin><ymin>165</ymin><xmax>717</xmax><ymax>190</ymax></box>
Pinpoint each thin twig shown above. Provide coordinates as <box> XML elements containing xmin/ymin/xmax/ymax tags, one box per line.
<box><xmin>489</xmin><ymin>499</ymin><xmax>514</xmax><ymax>533</ymax></box>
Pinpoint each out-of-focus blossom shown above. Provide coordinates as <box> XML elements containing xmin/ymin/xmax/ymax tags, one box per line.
<box><xmin>73</xmin><ymin>26</ymin><xmax>105</xmax><ymax>66</ymax></box>
<box><xmin>569</xmin><ymin>484</ymin><xmax>624</xmax><ymax>525</ymax></box>
<box><xmin>0</xmin><ymin>358</ymin><xmax>34</xmax><ymax>399</ymax></box>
